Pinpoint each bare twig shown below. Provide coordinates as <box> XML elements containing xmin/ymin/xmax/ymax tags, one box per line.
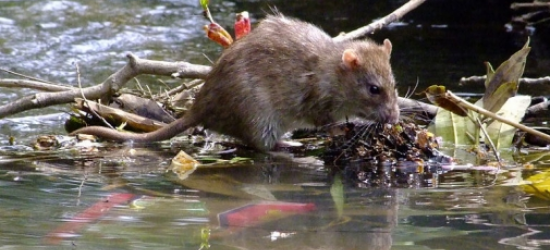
<box><xmin>334</xmin><ymin>0</ymin><xmax>426</xmax><ymax>42</ymax></box>
<box><xmin>511</xmin><ymin>2</ymin><xmax>550</xmax><ymax>10</ymax></box>
<box><xmin>73</xmin><ymin>98</ymin><xmax>167</xmax><ymax>132</ymax></box>
<box><xmin>0</xmin><ymin>68</ymin><xmax>61</xmax><ymax>86</ymax></box>
<box><xmin>0</xmin><ymin>78</ymin><xmax>74</xmax><ymax>92</ymax></box>
<box><xmin>475</xmin><ymin>116</ymin><xmax>503</xmax><ymax>166</ymax></box>
<box><xmin>459</xmin><ymin>75</ymin><xmax>550</xmax><ymax>86</ymax></box>
<box><xmin>74</xmin><ymin>61</ymin><xmax>114</xmax><ymax>129</ymax></box>
<box><xmin>152</xmin><ymin>79</ymin><xmax>205</xmax><ymax>100</ymax></box>
<box><xmin>0</xmin><ymin>54</ymin><xmax>211</xmax><ymax>118</ymax></box>
<box><xmin>446</xmin><ymin>91</ymin><xmax>550</xmax><ymax>142</ymax></box>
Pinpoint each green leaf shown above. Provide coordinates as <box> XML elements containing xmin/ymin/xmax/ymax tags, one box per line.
<box><xmin>477</xmin><ymin>81</ymin><xmax>519</xmax><ymax>122</ymax></box>
<box><xmin>429</xmin><ymin>108</ymin><xmax>473</xmax><ymax>146</ymax></box>
<box><xmin>483</xmin><ymin>38</ymin><xmax>531</xmax><ymax>113</ymax></box>
<box><xmin>199</xmin><ymin>0</ymin><xmax>209</xmax><ymax>9</ymax></box>
<box><xmin>330</xmin><ymin>174</ymin><xmax>344</xmax><ymax>218</ymax></box>
<box><xmin>484</xmin><ymin>62</ymin><xmax>495</xmax><ymax>88</ymax></box>
<box><xmin>485</xmin><ymin>95</ymin><xmax>531</xmax><ymax>149</ymax></box>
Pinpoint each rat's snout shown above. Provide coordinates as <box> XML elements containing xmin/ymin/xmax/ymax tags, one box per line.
<box><xmin>379</xmin><ymin>96</ymin><xmax>400</xmax><ymax>124</ymax></box>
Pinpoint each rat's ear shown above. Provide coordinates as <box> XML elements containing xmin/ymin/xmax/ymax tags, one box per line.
<box><xmin>383</xmin><ymin>39</ymin><xmax>392</xmax><ymax>55</ymax></box>
<box><xmin>342</xmin><ymin>49</ymin><xmax>359</xmax><ymax>69</ymax></box>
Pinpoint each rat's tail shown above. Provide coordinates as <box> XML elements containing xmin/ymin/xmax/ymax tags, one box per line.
<box><xmin>69</xmin><ymin>116</ymin><xmax>198</xmax><ymax>142</ymax></box>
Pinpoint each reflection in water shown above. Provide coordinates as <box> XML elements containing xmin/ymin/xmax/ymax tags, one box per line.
<box><xmin>1</xmin><ymin>148</ymin><xmax>548</xmax><ymax>250</ymax></box>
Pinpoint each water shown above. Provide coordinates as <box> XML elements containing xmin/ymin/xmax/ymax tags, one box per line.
<box><xmin>1</xmin><ymin>151</ymin><xmax>548</xmax><ymax>249</ymax></box>
<box><xmin>1</xmin><ymin>0</ymin><xmax>550</xmax><ymax>249</ymax></box>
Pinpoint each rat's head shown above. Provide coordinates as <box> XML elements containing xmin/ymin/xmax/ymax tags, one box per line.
<box><xmin>338</xmin><ymin>39</ymin><xmax>399</xmax><ymax>124</ymax></box>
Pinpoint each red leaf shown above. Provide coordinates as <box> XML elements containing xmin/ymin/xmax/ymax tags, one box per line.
<box><xmin>204</xmin><ymin>22</ymin><xmax>233</xmax><ymax>48</ymax></box>
<box><xmin>234</xmin><ymin>11</ymin><xmax>251</xmax><ymax>40</ymax></box>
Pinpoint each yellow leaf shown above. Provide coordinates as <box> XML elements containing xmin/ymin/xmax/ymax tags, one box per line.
<box><xmin>171</xmin><ymin>150</ymin><xmax>199</xmax><ymax>180</ymax></box>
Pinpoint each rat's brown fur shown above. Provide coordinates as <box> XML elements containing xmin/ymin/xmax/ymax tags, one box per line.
<box><xmin>70</xmin><ymin>14</ymin><xmax>399</xmax><ymax>152</ymax></box>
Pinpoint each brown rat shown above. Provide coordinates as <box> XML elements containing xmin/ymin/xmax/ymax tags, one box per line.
<box><xmin>70</xmin><ymin>14</ymin><xmax>399</xmax><ymax>152</ymax></box>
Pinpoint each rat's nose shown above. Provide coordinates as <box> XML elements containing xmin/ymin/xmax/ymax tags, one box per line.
<box><xmin>380</xmin><ymin>101</ymin><xmax>400</xmax><ymax>124</ymax></box>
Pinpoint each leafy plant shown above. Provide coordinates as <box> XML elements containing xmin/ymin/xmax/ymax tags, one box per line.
<box><xmin>428</xmin><ymin>39</ymin><xmax>532</xmax><ymax>150</ymax></box>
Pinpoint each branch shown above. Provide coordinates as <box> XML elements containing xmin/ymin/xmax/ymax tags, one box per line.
<box><xmin>524</xmin><ymin>99</ymin><xmax>550</xmax><ymax>123</ymax></box>
<box><xmin>74</xmin><ymin>98</ymin><xmax>167</xmax><ymax>132</ymax></box>
<box><xmin>0</xmin><ymin>78</ymin><xmax>74</xmax><ymax>92</ymax></box>
<box><xmin>459</xmin><ymin>75</ymin><xmax>550</xmax><ymax>86</ymax></box>
<box><xmin>0</xmin><ymin>54</ymin><xmax>211</xmax><ymax>118</ymax></box>
<box><xmin>333</xmin><ymin>0</ymin><xmax>426</xmax><ymax>42</ymax></box>
<box><xmin>446</xmin><ymin>91</ymin><xmax>550</xmax><ymax>143</ymax></box>
<box><xmin>102</xmin><ymin>54</ymin><xmax>211</xmax><ymax>95</ymax></box>
<box><xmin>511</xmin><ymin>2</ymin><xmax>550</xmax><ymax>10</ymax></box>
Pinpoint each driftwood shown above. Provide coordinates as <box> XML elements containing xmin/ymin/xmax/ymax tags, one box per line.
<box><xmin>74</xmin><ymin>98</ymin><xmax>168</xmax><ymax>132</ymax></box>
<box><xmin>0</xmin><ymin>54</ymin><xmax>210</xmax><ymax>119</ymax></box>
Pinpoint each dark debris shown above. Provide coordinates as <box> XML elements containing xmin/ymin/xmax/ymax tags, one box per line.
<box><xmin>321</xmin><ymin>122</ymin><xmax>453</xmax><ymax>188</ymax></box>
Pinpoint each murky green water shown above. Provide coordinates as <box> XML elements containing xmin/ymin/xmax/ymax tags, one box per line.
<box><xmin>1</xmin><ymin>0</ymin><xmax>550</xmax><ymax>249</ymax></box>
<box><xmin>1</xmin><ymin>147</ymin><xmax>549</xmax><ymax>250</ymax></box>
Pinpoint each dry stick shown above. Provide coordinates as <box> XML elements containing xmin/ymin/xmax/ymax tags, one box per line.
<box><xmin>446</xmin><ymin>91</ymin><xmax>550</xmax><ymax>142</ymax></box>
<box><xmin>0</xmin><ymin>54</ymin><xmax>211</xmax><ymax>118</ymax></box>
<box><xmin>0</xmin><ymin>78</ymin><xmax>74</xmax><ymax>92</ymax></box>
<box><xmin>152</xmin><ymin>79</ymin><xmax>204</xmax><ymax>100</ymax></box>
<box><xmin>334</xmin><ymin>0</ymin><xmax>426</xmax><ymax>42</ymax></box>
<box><xmin>0</xmin><ymin>67</ymin><xmax>61</xmax><ymax>86</ymax></box>
<box><xmin>475</xmin><ymin>116</ymin><xmax>503</xmax><ymax>168</ymax></box>
<box><xmin>460</xmin><ymin>75</ymin><xmax>550</xmax><ymax>86</ymax></box>
<box><xmin>74</xmin><ymin>61</ymin><xmax>114</xmax><ymax>129</ymax></box>
<box><xmin>135</xmin><ymin>78</ymin><xmax>146</xmax><ymax>97</ymax></box>
<box><xmin>474</xmin><ymin>115</ymin><xmax>502</xmax><ymax>187</ymax></box>
<box><xmin>511</xmin><ymin>2</ymin><xmax>550</xmax><ymax>9</ymax></box>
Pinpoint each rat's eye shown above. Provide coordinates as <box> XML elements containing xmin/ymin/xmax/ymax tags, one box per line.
<box><xmin>369</xmin><ymin>85</ymin><xmax>381</xmax><ymax>95</ymax></box>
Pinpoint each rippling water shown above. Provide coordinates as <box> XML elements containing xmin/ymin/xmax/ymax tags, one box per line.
<box><xmin>0</xmin><ymin>1</ymin><xmax>225</xmax><ymax>95</ymax></box>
